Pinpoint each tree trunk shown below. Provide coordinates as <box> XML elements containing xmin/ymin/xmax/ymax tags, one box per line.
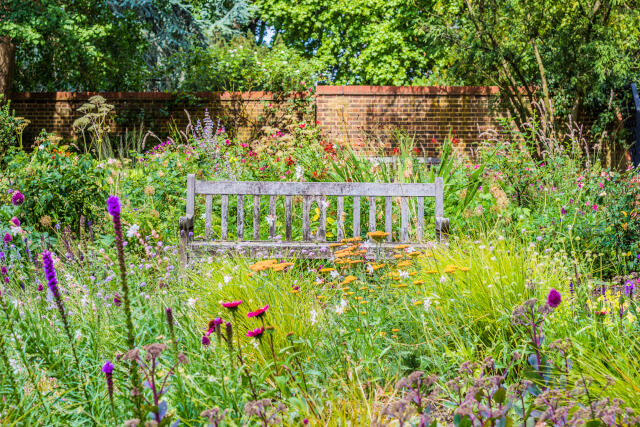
<box><xmin>0</xmin><ymin>35</ymin><xmax>15</xmax><ymax>101</ymax></box>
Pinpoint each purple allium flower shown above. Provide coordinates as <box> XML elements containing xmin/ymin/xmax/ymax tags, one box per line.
<box><xmin>202</xmin><ymin>335</ymin><xmax>211</xmax><ymax>346</ymax></box>
<box><xmin>11</xmin><ymin>191</ymin><xmax>24</xmax><ymax>206</ymax></box>
<box><xmin>37</xmin><ymin>283</ymin><xmax>44</xmax><ymax>291</ymax></box>
<box><xmin>0</xmin><ymin>266</ymin><xmax>6</xmax><ymax>275</ymax></box>
<box><xmin>246</xmin><ymin>326</ymin><xmax>265</xmax><ymax>339</ymax></box>
<box><xmin>10</xmin><ymin>217</ymin><xmax>19</xmax><ymax>227</ymax></box>
<box><xmin>561</xmin><ymin>207</ymin><xmax>567</xmax><ymax>215</ymax></box>
<box><xmin>3</xmin><ymin>233</ymin><xmax>11</xmax><ymax>243</ymax></box>
<box><xmin>547</xmin><ymin>288</ymin><xmax>562</xmax><ymax>308</ymax></box>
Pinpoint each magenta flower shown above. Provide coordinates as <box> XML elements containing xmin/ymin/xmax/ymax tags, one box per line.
<box><xmin>246</xmin><ymin>326</ymin><xmax>265</xmax><ymax>339</ymax></box>
<box><xmin>113</xmin><ymin>293</ymin><xmax>122</xmax><ymax>307</ymax></box>
<box><xmin>11</xmin><ymin>191</ymin><xmax>24</xmax><ymax>206</ymax></box>
<box><xmin>102</xmin><ymin>360</ymin><xmax>115</xmax><ymax>403</ymax></box>
<box><xmin>1</xmin><ymin>266</ymin><xmax>6</xmax><ymax>275</ymax></box>
<box><xmin>221</xmin><ymin>300</ymin><xmax>243</xmax><ymax>311</ymax></box>
<box><xmin>547</xmin><ymin>288</ymin><xmax>562</xmax><ymax>308</ymax></box>
<box><xmin>10</xmin><ymin>217</ymin><xmax>19</xmax><ymax>227</ymax></box>
<box><xmin>3</xmin><ymin>233</ymin><xmax>11</xmax><ymax>243</ymax></box>
<box><xmin>592</xmin><ymin>203</ymin><xmax>598</xmax><ymax>212</ymax></box>
<box><xmin>202</xmin><ymin>335</ymin><xmax>211</xmax><ymax>346</ymax></box>
<box><xmin>206</xmin><ymin>317</ymin><xmax>224</xmax><ymax>335</ymax></box>
<box><xmin>247</xmin><ymin>305</ymin><xmax>269</xmax><ymax>319</ymax></box>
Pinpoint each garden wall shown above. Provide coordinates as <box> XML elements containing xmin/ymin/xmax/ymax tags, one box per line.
<box><xmin>9</xmin><ymin>86</ymin><xmax>507</xmax><ymax>156</ymax></box>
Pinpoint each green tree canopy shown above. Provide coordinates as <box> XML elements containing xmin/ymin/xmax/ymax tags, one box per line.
<box><xmin>254</xmin><ymin>0</ymin><xmax>445</xmax><ymax>85</ymax></box>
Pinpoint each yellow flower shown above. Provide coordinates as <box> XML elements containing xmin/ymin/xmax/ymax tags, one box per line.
<box><xmin>359</xmin><ymin>300</ymin><xmax>368</xmax><ymax>304</ymax></box>
<box><xmin>291</xmin><ymin>289</ymin><xmax>299</xmax><ymax>294</ymax></box>
<box><xmin>342</xmin><ymin>287</ymin><xmax>350</xmax><ymax>291</ymax></box>
<box><xmin>394</xmin><ymin>245</ymin><xmax>409</xmax><ymax>250</ymax></box>
<box><xmin>317</xmin><ymin>295</ymin><xmax>327</xmax><ymax>299</ymax></box>
<box><xmin>379</xmin><ymin>332</ymin><xmax>386</xmax><ymax>337</ymax></box>
<box><xmin>425</xmin><ymin>270</ymin><xmax>438</xmax><ymax>274</ymax></box>
<box><xmin>397</xmin><ymin>261</ymin><xmax>412</xmax><ymax>267</ymax></box>
<box><xmin>408</xmin><ymin>251</ymin><xmax>422</xmax><ymax>257</ymax></box>
<box><xmin>355</xmin><ymin>297</ymin><xmax>363</xmax><ymax>300</ymax></box>
<box><xmin>413</xmin><ymin>301</ymin><xmax>422</xmax><ymax>306</ymax></box>
<box><xmin>396</xmin><ymin>284</ymin><xmax>408</xmax><ymax>288</ymax></box>
<box><xmin>359</xmin><ymin>286</ymin><xmax>368</xmax><ymax>290</ymax></box>
<box><xmin>367</xmin><ymin>231</ymin><xmax>390</xmax><ymax>241</ymax></box>
<box><xmin>340</xmin><ymin>276</ymin><xmax>357</xmax><ymax>285</ymax></box>
<box><xmin>392</xmin><ymin>254</ymin><xmax>403</xmax><ymax>259</ymax></box>
<box><xmin>626</xmin><ymin>312</ymin><xmax>636</xmax><ymax>323</ymax></box>
<box><xmin>391</xmin><ymin>328</ymin><xmax>400</xmax><ymax>332</ymax></box>
<box><xmin>458</xmin><ymin>267</ymin><xmax>471</xmax><ymax>271</ymax></box>
<box><xmin>413</xmin><ymin>280</ymin><xmax>424</xmax><ymax>285</ymax></box>
<box><xmin>347</xmin><ymin>292</ymin><xmax>355</xmax><ymax>295</ymax></box>
<box><xmin>356</xmin><ymin>328</ymin><xmax>361</xmax><ymax>332</ymax></box>
<box><xmin>409</xmin><ymin>272</ymin><xmax>417</xmax><ymax>276</ymax></box>
<box><xmin>369</xmin><ymin>290</ymin><xmax>375</xmax><ymax>293</ymax></box>
<box><xmin>320</xmin><ymin>268</ymin><xmax>335</xmax><ymax>273</ymax></box>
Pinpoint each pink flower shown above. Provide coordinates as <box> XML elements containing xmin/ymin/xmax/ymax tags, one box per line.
<box><xmin>221</xmin><ymin>300</ymin><xmax>243</xmax><ymax>311</ymax></box>
<box><xmin>246</xmin><ymin>326</ymin><xmax>265</xmax><ymax>338</ymax></box>
<box><xmin>592</xmin><ymin>203</ymin><xmax>598</xmax><ymax>211</ymax></box>
<box><xmin>247</xmin><ymin>305</ymin><xmax>269</xmax><ymax>318</ymax></box>
<box><xmin>599</xmin><ymin>182</ymin><xmax>603</xmax><ymax>189</ymax></box>
<box><xmin>577</xmin><ymin>183</ymin><xmax>584</xmax><ymax>189</ymax></box>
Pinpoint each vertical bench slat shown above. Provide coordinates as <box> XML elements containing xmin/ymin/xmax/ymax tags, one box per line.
<box><xmin>401</xmin><ymin>196</ymin><xmax>409</xmax><ymax>242</ymax></box>
<box><xmin>337</xmin><ymin>196</ymin><xmax>345</xmax><ymax>241</ymax></box>
<box><xmin>205</xmin><ymin>194</ymin><xmax>213</xmax><ymax>240</ymax></box>
<box><xmin>221</xmin><ymin>194</ymin><xmax>229</xmax><ymax>240</ymax></box>
<box><xmin>435</xmin><ymin>177</ymin><xmax>444</xmax><ymax>218</ymax></box>
<box><xmin>285</xmin><ymin>195</ymin><xmax>293</xmax><ymax>241</ymax></box>
<box><xmin>186</xmin><ymin>174</ymin><xmax>195</xmax><ymax>218</ymax></box>
<box><xmin>352</xmin><ymin>196</ymin><xmax>361</xmax><ymax>238</ymax></box>
<box><xmin>385</xmin><ymin>196</ymin><xmax>392</xmax><ymax>242</ymax></box>
<box><xmin>302</xmin><ymin>196</ymin><xmax>311</xmax><ymax>241</ymax></box>
<box><xmin>417</xmin><ymin>196</ymin><xmax>425</xmax><ymax>241</ymax></box>
<box><xmin>317</xmin><ymin>197</ymin><xmax>327</xmax><ymax>241</ymax></box>
<box><xmin>369</xmin><ymin>197</ymin><xmax>376</xmax><ymax>232</ymax></box>
<box><xmin>269</xmin><ymin>195</ymin><xmax>277</xmax><ymax>239</ymax></box>
<box><xmin>253</xmin><ymin>195</ymin><xmax>261</xmax><ymax>240</ymax></box>
<box><xmin>237</xmin><ymin>195</ymin><xmax>245</xmax><ymax>241</ymax></box>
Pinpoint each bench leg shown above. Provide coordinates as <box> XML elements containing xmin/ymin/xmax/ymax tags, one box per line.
<box><xmin>435</xmin><ymin>217</ymin><xmax>450</xmax><ymax>244</ymax></box>
<box><xmin>178</xmin><ymin>215</ymin><xmax>194</xmax><ymax>268</ymax></box>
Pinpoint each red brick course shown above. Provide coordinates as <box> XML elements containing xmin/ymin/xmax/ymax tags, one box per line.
<box><xmin>9</xmin><ymin>86</ymin><xmax>507</xmax><ymax>156</ymax></box>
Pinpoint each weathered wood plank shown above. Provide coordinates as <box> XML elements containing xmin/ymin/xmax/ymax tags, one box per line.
<box><xmin>336</xmin><ymin>196</ymin><xmax>345</xmax><ymax>241</ymax></box>
<box><xmin>195</xmin><ymin>180</ymin><xmax>437</xmax><ymax>197</ymax></box>
<box><xmin>352</xmin><ymin>196</ymin><xmax>361</xmax><ymax>238</ymax></box>
<box><xmin>385</xmin><ymin>196</ymin><xmax>392</xmax><ymax>242</ymax></box>
<box><xmin>302</xmin><ymin>196</ymin><xmax>311</xmax><ymax>241</ymax></box>
<box><xmin>253</xmin><ymin>195</ymin><xmax>261</xmax><ymax>240</ymax></box>
<box><xmin>205</xmin><ymin>194</ymin><xmax>212</xmax><ymax>240</ymax></box>
<box><xmin>186</xmin><ymin>174</ymin><xmax>195</xmax><ymax>216</ymax></box>
<box><xmin>435</xmin><ymin>177</ymin><xmax>444</xmax><ymax>218</ymax></box>
<box><xmin>221</xmin><ymin>194</ymin><xmax>229</xmax><ymax>240</ymax></box>
<box><xmin>317</xmin><ymin>196</ymin><xmax>327</xmax><ymax>241</ymax></box>
<box><xmin>237</xmin><ymin>195</ymin><xmax>244</xmax><ymax>241</ymax></box>
<box><xmin>269</xmin><ymin>195</ymin><xmax>277</xmax><ymax>239</ymax></box>
<box><xmin>369</xmin><ymin>196</ymin><xmax>376</xmax><ymax>232</ymax></box>
<box><xmin>285</xmin><ymin>195</ymin><xmax>292</xmax><ymax>241</ymax></box>
<box><xmin>401</xmin><ymin>196</ymin><xmax>409</xmax><ymax>242</ymax></box>
<box><xmin>417</xmin><ymin>196</ymin><xmax>425</xmax><ymax>241</ymax></box>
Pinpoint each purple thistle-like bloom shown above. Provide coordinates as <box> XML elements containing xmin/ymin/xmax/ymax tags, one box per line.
<box><xmin>11</xmin><ymin>191</ymin><xmax>24</xmax><ymax>206</ymax></box>
<box><xmin>102</xmin><ymin>360</ymin><xmax>115</xmax><ymax>403</ymax></box>
<box><xmin>10</xmin><ymin>217</ymin><xmax>19</xmax><ymax>227</ymax></box>
<box><xmin>3</xmin><ymin>233</ymin><xmax>11</xmax><ymax>243</ymax></box>
<box><xmin>42</xmin><ymin>251</ymin><xmax>60</xmax><ymax>298</ymax></box>
<box><xmin>37</xmin><ymin>283</ymin><xmax>44</xmax><ymax>292</ymax></box>
<box><xmin>1</xmin><ymin>266</ymin><xmax>6</xmax><ymax>275</ymax></box>
<box><xmin>561</xmin><ymin>207</ymin><xmax>567</xmax><ymax>215</ymax></box>
<box><xmin>202</xmin><ymin>335</ymin><xmax>211</xmax><ymax>346</ymax></box>
<box><xmin>547</xmin><ymin>288</ymin><xmax>562</xmax><ymax>308</ymax></box>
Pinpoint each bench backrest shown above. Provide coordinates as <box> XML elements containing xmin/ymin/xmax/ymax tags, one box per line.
<box><xmin>185</xmin><ymin>174</ymin><xmax>446</xmax><ymax>243</ymax></box>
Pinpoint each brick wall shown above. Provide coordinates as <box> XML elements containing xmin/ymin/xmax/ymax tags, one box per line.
<box><xmin>9</xmin><ymin>91</ymin><xmax>281</xmax><ymax>147</ymax></box>
<box><xmin>9</xmin><ymin>86</ymin><xmax>507</xmax><ymax>156</ymax></box>
<box><xmin>315</xmin><ymin>86</ymin><xmax>506</xmax><ymax>157</ymax></box>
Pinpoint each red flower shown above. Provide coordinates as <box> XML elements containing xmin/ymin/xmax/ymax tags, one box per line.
<box><xmin>413</xmin><ymin>147</ymin><xmax>420</xmax><ymax>155</ymax></box>
<box><xmin>316</xmin><ymin>121</ymin><xmax>321</xmax><ymax>125</ymax></box>
<box><xmin>285</xmin><ymin>156</ymin><xmax>295</xmax><ymax>166</ymax></box>
<box><xmin>313</xmin><ymin>171</ymin><xmax>318</xmax><ymax>178</ymax></box>
<box><xmin>247</xmin><ymin>305</ymin><xmax>269</xmax><ymax>318</ymax></box>
<box><xmin>393</xmin><ymin>148</ymin><xmax>400</xmax><ymax>155</ymax></box>
<box><xmin>221</xmin><ymin>300</ymin><xmax>243</xmax><ymax>310</ymax></box>
<box><xmin>452</xmin><ymin>138</ymin><xmax>460</xmax><ymax>145</ymax></box>
<box><xmin>299</xmin><ymin>123</ymin><xmax>306</xmax><ymax>129</ymax></box>
<box><xmin>246</xmin><ymin>326</ymin><xmax>265</xmax><ymax>338</ymax></box>
<box><xmin>430</xmin><ymin>137</ymin><xmax>437</xmax><ymax>144</ymax></box>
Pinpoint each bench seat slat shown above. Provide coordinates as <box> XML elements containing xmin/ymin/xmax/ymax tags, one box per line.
<box><xmin>337</xmin><ymin>196</ymin><xmax>345</xmax><ymax>241</ymax></box>
<box><xmin>385</xmin><ymin>196</ymin><xmax>393</xmax><ymax>242</ymax></box>
<box><xmin>237</xmin><ymin>195</ymin><xmax>244</xmax><ymax>240</ymax></box>
<box><xmin>205</xmin><ymin>194</ymin><xmax>213</xmax><ymax>240</ymax></box>
<box><xmin>285</xmin><ymin>195</ymin><xmax>292</xmax><ymax>241</ymax></box>
<box><xmin>195</xmin><ymin>181</ymin><xmax>436</xmax><ymax>197</ymax></box>
<box><xmin>221</xmin><ymin>195</ymin><xmax>229</xmax><ymax>240</ymax></box>
<box><xmin>401</xmin><ymin>196</ymin><xmax>409</xmax><ymax>242</ymax></box>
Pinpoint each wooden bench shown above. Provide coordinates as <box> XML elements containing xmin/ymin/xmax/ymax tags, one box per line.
<box><xmin>179</xmin><ymin>174</ymin><xmax>449</xmax><ymax>264</ymax></box>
